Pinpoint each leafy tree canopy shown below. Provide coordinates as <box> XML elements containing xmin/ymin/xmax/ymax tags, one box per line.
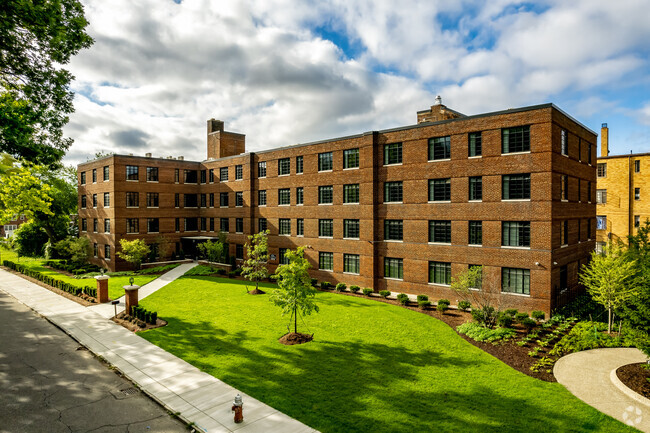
<box><xmin>116</xmin><ymin>239</ymin><xmax>150</xmax><ymax>271</ymax></box>
<box><xmin>0</xmin><ymin>0</ymin><xmax>93</xmax><ymax>166</ymax></box>
<box><xmin>241</xmin><ymin>230</ymin><xmax>269</xmax><ymax>292</ymax></box>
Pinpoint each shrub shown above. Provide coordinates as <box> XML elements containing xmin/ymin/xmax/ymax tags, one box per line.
<box><xmin>515</xmin><ymin>312</ymin><xmax>530</xmax><ymax>324</ymax></box>
<box><xmin>320</xmin><ymin>281</ymin><xmax>332</xmax><ymax>290</ymax></box>
<box><xmin>418</xmin><ymin>300</ymin><xmax>432</xmax><ymax>309</ymax></box>
<box><xmin>396</xmin><ymin>293</ymin><xmax>409</xmax><ymax>305</ymax></box>
<box><xmin>457</xmin><ymin>322</ymin><xmax>516</xmax><ymax>343</ymax></box>
<box><xmin>531</xmin><ymin>310</ymin><xmax>546</xmax><ymax>322</ymax></box>
<box><xmin>311</xmin><ymin>278</ymin><xmax>318</xmax><ymax>287</ymax></box>
<box><xmin>216</xmin><ymin>268</ymin><xmax>226</xmax><ymax>275</ymax></box>
<box><xmin>335</xmin><ymin>283</ymin><xmax>346</xmax><ymax>292</ymax></box>
<box><xmin>458</xmin><ymin>300</ymin><xmax>471</xmax><ymax>311</ymax></box>
<box><xmin>362</xmin><ymin>288</ymin><xmax>373</xmax><ymax>296</ymax></box>
<box><xmin>379</xmin><ymin>290</ymin><xmax>391</xmax><ymax>298</ymax></box>
<box><xmin>349</xmin><ymin>285</ymin><xmax>360</xmax><ymax>293</ymax></box>
<box><xmin>417</xmin><ymin>294</ymin><xmax>429</xmax><ymax>302</ymax></box>
<box><xmin>522</xmin><ymin>317</ymin><xmax>537</xmax><ymax>332</ymax></box>
<box><xmin>497</xmin><ymin>313</ymin><xmax>514</xmax><ymax>328</ymax></box>
<box><xmin>228</xmin><ymin>270</ymin><xmax>238</xmax><ymax>278</ymax></box>
<box><xmin>471</xmin><ymin>306</ymin><xmax>498</xmax><ymax>328</ymax></box>
<box><xmin>504</xmin><ymin>309</ymin><xmax>519</xmax><ymax>317</ymax></box>
<box><xmin>437</xmin><ymin>299</ymin><xmax>450</xmax><ymax>314</ymax></box>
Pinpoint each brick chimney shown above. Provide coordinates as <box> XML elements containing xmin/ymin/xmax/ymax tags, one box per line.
<box><xmin>417</xmin><ymin>96</ymin><xmax>465</xmax><ymax>124</ymax></box>
<box><xmin>207</xmin><ymin>119</ymin><xmax>246</xmax><ymax>160</ymax></box>
<box><xmin>601</xmin><ymin>123</ymin><xmax>609</xmax><ymax>157</ymax></box>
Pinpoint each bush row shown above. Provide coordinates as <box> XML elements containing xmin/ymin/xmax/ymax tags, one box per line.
<box><xmin>130</xmin><ymin>305</ymin><xmax>158</xmax><ymax>325</ymax></box>
<box><xmin>44</xmin><ymin>260</ymin><xmax>101</xmax><ymax>275</ymax></box>
<box><xmin>3</xmin><ymin>261</ymin><xmax>96</xmax><ymax>299</ymax></box>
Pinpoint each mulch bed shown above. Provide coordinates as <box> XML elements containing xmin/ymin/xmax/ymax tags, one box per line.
<box><xmin>248</xmin><ymin>288</ymin><xmax>266</xmax><ymax>295</ymax></box>
<box><xmin>2</xmin><ymin>267</ymin><xmax>97</xmax><ymax>307</ymax></box>
<box><xmin>111</xmin><ymin>311</ymin><xmax>167</xmax><ymax>332</ymax></box>
<box><xmin>617</xmin><ymin>363</ymin><xmax>650</xmax><ymax>398</ymax></box>
<box><xmin>279</xmin><ymin>332</ymin><xmax>313</xmax><ymax>345</ymax></box>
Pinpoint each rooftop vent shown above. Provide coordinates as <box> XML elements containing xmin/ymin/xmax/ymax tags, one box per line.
<box><xmin>128</xmin><ymin>153</ymin><xmax>133</xmax><ymax>156</ymax></box>
<box><xmin>145</xmin><ymin>152</ymin><xmax>152</xmax><ymax>158</ymax></box>
<box><xmin>434</xmin><ymin>95</ymin><xmax>442</xmax><ymax>105</ymax></box>
<box><xmin>178</xmin><ymin>156</ymin><xmax>184</xmax><ymax>160</ymax></box>
<box><xmin>166</xmin><ymin>156</ymin><xmax>173</xmax><ymax>159</ymax></box>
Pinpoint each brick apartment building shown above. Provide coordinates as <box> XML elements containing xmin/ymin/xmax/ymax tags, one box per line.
<box><xmin>596</xmin><ymin>123</ymin><xmax>650</xmax><ymax>249</ymax></box>
<box><xmin>78</xmin><ymin>101</ymin><xmax>597</xmax><ymax>313</ymax></box>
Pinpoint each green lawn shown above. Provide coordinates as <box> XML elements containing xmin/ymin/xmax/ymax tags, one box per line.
<box><xmin>1</xmin><ymin>250</ymin><xmax>158</xmax><ymax>299</ymax></box>
<box><xmin>139</xmin><ymin>276</ymin><xmax>633</xmax><ymax>433</ymax></box>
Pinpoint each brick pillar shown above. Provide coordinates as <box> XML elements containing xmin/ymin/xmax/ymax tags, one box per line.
<box><xmin>95</xmin><ymin>275</ymin><xmax>110</xmax><ymax>303</ymax></box>
<box><xmin>124</xmin><ymin>285</ymin><xmax>140</xmax><ymax>315</ymax></box>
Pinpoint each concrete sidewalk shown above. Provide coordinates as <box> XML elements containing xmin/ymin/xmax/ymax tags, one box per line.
<box><xmin>554</xmin><ymin>348</ymin><xmax>650</xmax><ymax>432</ymax></box>
<box><xmin>0</xmin><ymin>268</ymin><xmax>318</xmax><ymax>433</ymax></box>
<box><xmin>89</xmin><ymin>262</ymin><xmax>198</xmax><ymax>319</ymax></box>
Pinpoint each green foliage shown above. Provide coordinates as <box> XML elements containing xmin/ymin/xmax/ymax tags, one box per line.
<box><xmin>130</xmin><ymin>305</ymin><xmax>158</xmax><ymax>325</ymax></box>
<box><xmin>418</xmin><ymin>300</ymin><xmax>432</xmax><ymax>309</ymax></box>
<box><xmin>619</xmin><ymin>220</ymin><xmax>650</xmax><ymax>335</ymax></box>
<box><xmin>53</xmin><ymin>236</ymin><xmax>90</xmax><ymax>264</ymax></box>
<box><xmin>458</xmin><ymin>300</ymin><xmax>471</xmax><ymax>311</ymax></box>
<box><xmin>116</xmin><ymin>239</ymin><xmax>150</xmax><ymax>271</ymax></box>
<box><xmin>515</xmin><ymin>312</ymin><xmax>530</xmax><ymax>323</ymax></box>
<box><xmin>335</xmin><ymin>282</ymin><xmax>346</xmax><ymax>292</ymax></box>
<box><xmin>530</xmin><ymin>357</ymin><xmax>555</xmax><ymax>373</ymax></box>
<box><xmin>504</xmin><ymin>309</ymin><xmax>519</xmax><ymax>317</ymax></box>
<box><xmin>531</xmin><ymin>310</ymin><xmax>546</xmax><ymax>322</ymax></box>
<box><xmin>555</xmin><ymin>294</ymin><xmax>607</xmax><ymax>322</ymax></box>
<box><xmin>456</xmin><ymin>322</ymin><xmax>517</xmax><ymax>343</ymax></box>
<box><xmin>497</xmin><ymin>313</ymin><xmax>514</xmax><ymax>328</ymax></box>
<box><xmin>11</xmin><ymin>220</ymin><xmax>48</xmax><ymax>256</ymax></box>
<box><xmin>349</xmin><ymin>285</ymin><xmax>360</xmax><ymax>293</ymax></box>
<box><xmin>436</xmin><ymin>299</ymin><xmax>450</xmax><ymax>313</ymax></box>
<box><xmin>396</xmin><ymin>293</ymin><xmax>409</xmax><ymax>305</ymax></box>
<box><xmin>241</xmin><ymin>230</ymin><xmax>269</xmax><ymax>292</ymax></box>
<box><xmin>379</xmin><ymin>290</ymin><xmax>391</xmax><ymax>298</ymax></box>
<box><xmin>197</xmin><ymin>239</ymin><xmax>225</xmax><ymax>263</ymax></box>
<box><xmin>522</xmin><ymin>318</ymin><xmax>537</xmax><ymax>332</ymax></box>
<box><xmin>319</xmin><ymin>281</ymin><xmax>332</xmax><ymax>290</ymax></box>
<box><xmin>362</xmin><ymin>288</ymin><xmax>373</xmax><ymax>296</ymax></box>
<box><xmin>416</xmin><ymin>294</ymin><xmax>429</xmax><ymax>302</ymax></box>
<box><xmin>549</xmin><ymin>321</ymin><xmax>650</xmax><ymax>357</ymax></box>
<box><xmin>471</xmin><ymin>306</ymin><xmax>498</xmax><ymax>329</ymax></box>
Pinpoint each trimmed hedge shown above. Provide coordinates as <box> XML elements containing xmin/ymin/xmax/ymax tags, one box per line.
<box><xmin>3</xmin><ymin>260</ymin><xmax>96</xmax><ymax>299</ymax></box>
<box><xmin>130</xmin><ymin>305</ymin><xmax>158</xmax><ymax>325</ymax></box>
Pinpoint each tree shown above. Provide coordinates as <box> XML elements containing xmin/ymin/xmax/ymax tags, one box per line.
<box><xmin>579</xmin><ymin>244</ymin><xmax>638</xmax><ymax>334</ymax></box>
<box><xmin>241</xmin><ymin>230</ymin><xmax>269</xmax><ymax>293</ymax></box>
<box><xmin>450</xmin><ymin>265</ymin><xmax>504</xmax><ymax>329</ymax></box>
<box><xmin>11</xmin><ymin>220</ymin><xmax>49</xmax><ymax>257</ymax></box>
<box><xmin>116</xmin><ymin>239</ymin><xmax>150</xmax><ymax>271</ymax></box>
<box><xmin>1</xmin><ymin>0</ymin><xmax>93</xmax><ymax>166</ymax></box>
<box><xmin>619</xmin><ymin>220</ymin><xmax>650</xmax><ymax>334</ymax></box>
<box><xmin>270</xmin><ymin>246</ymin><xmax>319</xmax><ymax>335</ymax></box>
<box><xmin>54</xmin><ymin>237</ymin><xmax>90</xmax><ymax>264</ymax></box>
<box><xmin>197</xmin><ymin>239</ymin><xmax>225</xmax><ymax>263</ymax></box>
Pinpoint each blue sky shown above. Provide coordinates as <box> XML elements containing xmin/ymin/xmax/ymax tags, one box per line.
<box><xmin>63</xmin><ymin>0</ymin><xmax>650</xmax><ymax>165</ymax></box>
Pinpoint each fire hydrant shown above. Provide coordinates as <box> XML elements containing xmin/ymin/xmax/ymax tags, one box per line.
<box><xmin>232</xmin><ymin>394</ymin><xmax>243</xmax><ymax>423</ymax></box>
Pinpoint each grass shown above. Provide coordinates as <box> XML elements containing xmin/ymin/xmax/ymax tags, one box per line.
<box><xmin>1</xmin><ymin>250</ymin><xmax>158</xmax><ymax>299</ymax></box>
<box><xmin>139</xmin><ymin>275</ymin><xmax>634</xmax><ymax>433</ymax></box>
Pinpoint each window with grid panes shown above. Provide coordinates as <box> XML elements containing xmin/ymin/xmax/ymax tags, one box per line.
<box><xmin>220</xmin><ymin>192</ymin><xmax>229</xmax><ymax>207</ymax></box>
<box><xmin>104</xmin><ymin>193</ymin><xmax>110</xmax><ymax>207</ymax></box>
<box><xmin>183</xmin><ymin>193</ymin><xmax>197</xmax><ymax>207</ymax></box>
<box><xmin>597</xmin><ymin>215</ymin><xmax>606</xmax><ymax>230</ymax></box>
<box><xmin>92</xmin><ymin>194</ymin><xmax>97</xmax><ymax>207</ymax></box>
<box><xmin>200</xmin><ymin>194</ymin><xmax>206</xmax><ymax>207</ymax></box>
<box><xmin>588</xmin><ymin>181</ymin><xmax>592</xmax><ymax>202</ymax></box>
<box><xmin>93</xmin><ymin>218</ymin><xmax>98</xmax><ymax>233</ymax></box>
<box><xmin>468</xmin><ymin>221</ymin><xmax>482</xmax><ymax>245</ymax></box>
<box><xmin>635</xmin><ymin>215</ymin><xmax>640</xmax><ymax>228</ymax></box>
<box><xmin>279</xmin><ymin>218</ymin><xmax>291</xmax><ymax>235</ymax></box>
<box><xmin>258</xmin><ymin>190</ymin><xmax>266</xmax><ymax>206</ymax></box>
<box><xmin>384</xmin><ymin>181</ymin><xmax>403</xmax><ymax>203</ymax></box>
<box><xmin>319</xmin><ymin>219</ymin><xmax>333</xmax><ymax>237</ymax></box>
<box><xmin>562</xmin><ymin>220</ymin><xmax>568</xmax><ymax>245</ymax></box>
<box><xmin>469</xmin><ymin>177</ymin><xmax>482</xmax><ymax>201</ymax></box>
<box><xmin>502</xmin><ymin>174</ymin><xmax>531</xmax><ymax>199</ymax></box>
<box><xmin>92</xmin><ymin>168</ymin><xmax>96</xmax><ymax>183</ymax></box>
<box><xmin>278</xmin><ymin>158</ymin><xmax>290</xmax><ymax>175</ymax></box>
<box><xmin>81</xmin><ymin>218</ymin><xmax>87</xmax><ymax>232</ymax></box>
<box><xmin>502</xmin><ymin>221</ymin><xmax>530</xmax><ymax>247</ymax></box>
<box><xmin>562</xmin><ymin>175</ymin><xmax>569</xmax><ymax>200</ymax></box>
<box><xmin>258</xmin><ymin>218</ymin><xmax>267</xmax><ymax>232</ymax></box>
<box><xmin>469</xmin><ymin>132</ymin><xmax>482</xmax><ymax>157</ymax></box>
<box><xmin>236</xmin><ymin>218</ymin><xmax>243</xmax><ymax>233</ymax></box>
<box><xmin>502</xmin><ymin>268</ymin><xmax>530</xmax><ymax>294</ymax></box>
<box><xmin>343</xmin><ymin>184</ymin><xmax>359</xmax><ymax>203</ymax></box>
<box><xmin>200</xmin><ymin>218</ymin><xmax>207</xmax><ymax>231</ymax></box>
<box><xmin>428</xmin><ymin>178</ymin><xmax>450</xmax><ymax>201</ymax></box>
<box><xmin>209</xmin><ymin>169</ymin><xmax>214</xmax><ymax>183</ymax></box>
<box><xmin>428</xmin><ymin>136</ymin><xmax>451</xmax><ymax>160</ymax></box>
<box><xmin>343</xmin><ymin>148</ymin><xmax>359</xmax><ymax>169</ymax></box>
<box><xmin>635</xmin><ymin>188</ymin><xmax>640</xmax><ymax>200</ymax></box>
<box><xmin>318</xmin><ymin>185</ymin><xmax>333</xmax><ymax>204</ymax></box>
<box><xmin>93</xmin><ymin>243</ymin><xmax>97</xmax><ymax>257</ymax></box>
<box><xmin>235</xmin><ymin>165</ymin><xmax>243</xmax><ymax>179</ymax></box>
<box><xmin>220</xmin><ymin>218</ymin><xmax>229</xmax><ymax>232</ymax></box>
<box><xmin>318</xmin><ymin>152</ymin><xmax>333</xmax><ymax>171</ymax></box>
<box><xmin>80</xmin><ymin>172</ymin><xmax>86</xmax><ymax>185</ymax></box>
<box><xmin>173</xmin><ymin>193</ymin><xmax>179</xmax><ymax>208</ymax></box>
<box><xmin>148</xmin><ymin>218</ymin><xmax>159</xmax><ymax>233</ymax></box>
<box><xmin>561</xmin><ymin>129</ymin><xmax>568</xmax><ymax>155</ymax></box>
<box><xmin>174</xmin><ymin>168</ymin><xmax>179</xmax><ymax>183</ymax></box>
<box><xmin>343</xmin><ymin>219</ymin><xmax>359</xmax><ymax>239</ymax></box>
<box><xmin>502</xmin><ymin>126</ymin><xmax>530</xmax><ymax>153</ymax></box>
<box><xmin>184</xmin><ymin>170</ymin><xmax>197</xmax><ymax>183</ymax></box>
<box><xmin>596</xmin><ymin>189</ymin><xmax>607</xmax><ymax>204</ymax></box>
<box><xmin>209</xmin><ymin>218</ymin><xmax>214</xmax><ymax>231</ymax></box>
<box><xmin>279</xmin><ymin>248</ymin><xmax>289</xmax><ymax>265</ymax></box>
<box><xmin>344</xmin><ymin>254</ymin><xmax>360</xmax><ymax>274</ymax></box>
<box><xmin>104</xmin><ymin>245</ymin><xmax>111</xmax><ymax>260</ymax></box>
<box><xmin>384</xmin><ymin>220</ymin><xmax>403</xmax><ymax>241</ymax></box>
<box><xmin>597</xmin><ymin>163</ymin><xmax>607</xmax><ymax>177</ymax></box>
<box><xmin>146</xmin><ymin>193</ymin><xmax>159</xmax><ymax>208</ymax></box>
<box><xmin>185</xmin><ymin>217</ymin><xmax>198</xmax><ymax>231</ymax></box>
<box><xmin>147</xmin><ymin>167</ymin><xmax>158</xmax><ymax>182</ymax></box>
<box><xmin>174</xmin><ymin>217</ymin><xmax>180</xmax><ymax>232</ymax></box>
<box><xmin>296</xmin><ymin>187</ymin><xmax>303</xmax><ymax>205</ymax></box>
<box><xmin>429</xmin><ymin>220</ymin><xmax>451</xmax><ymax>243</ymax></box>
<box><xmin>278</xmin><ymin>188</ymin><xmax>290</xmax><ymax>205</ymax></box>
<box><xmin>635</xmin><ymin>160</ymin><xmax>641</xmax><ymax>173</ymax></box>
<box><xmin>236</xmin><ymin>244</ymin><xmax>244</xmax><ymax>260</ymax></box>
<box><xmin>258</xmin><ymin>161</ymin><xmax>266</xmax><ymax>177</ymax></box>
<box><xmin>319</xmin><ymin>252</ymin><xmax>333</xmax><ymax>270</ymax></box>
<box><xmin>384</xmin><ymin>142</ymin><xmax>402</xmax><ymax>165</ymax></box>
<box><xmin>429</xmin><ymin>261</ymin><xmax>451</xmax><ymax>285</ymax></box>
<box><xmin>200</xmin><ymin>170</ymin><xmax>206</xmax><ymax>183</ymax></box>
<box><xmin>81</xmin><ymin>195</ymin><xmax>86</xmax><ymax>208</ymax></box>
<box><xmin>220</xmin><ymin>167</ymin><xmax>228</xmax><ymax>182</ymax></box>
<box><xmin>209</xmin><ymin>193</ymin><xmax>214</xmax><ymax>207</ymax></box>
<box><xmin>103</xmin><ymin>166</ymin><xmax>109</xmax><ymax>181</ymax></box>
<box><xmin>296</xmin><ymin>156</ymin><xmax>303</xmax><ymax>174</ymax></box>
<box><xmin>384</xmin><ymin>257</ymin><xmax>403</xmax><ymax>279</ymax></box>
<box><xmin>297</xmin><ymin>218</ymin><xmax>304</xmax><ymax>236</ymax></box>
<box><xmin>126</xmin><ymin>192</ymin><xmax>138</xmax><ymax>207</ymax></box>
<box><xmin>235</xmin><ymin>191</ymin><xmax>243</xmax><ymax>207</ymax></box>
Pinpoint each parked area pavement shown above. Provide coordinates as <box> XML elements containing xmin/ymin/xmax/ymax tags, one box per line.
<box><xmin>0</xmin><ymin>290</ymin><xmax>187</xmax><ymax>433</ymax></box>
<box><xmin>0</xmin><ymin>267</ymin><xmax>318</xmax><ymax>433</ymax></box>
<box><xmin>554</xmin><ymin>348</ymin><xmax>650</xmax><ymax>432</ymax></box>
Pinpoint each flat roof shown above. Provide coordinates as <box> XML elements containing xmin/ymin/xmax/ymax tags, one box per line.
<box><xmin>598</xmin><ymin>152</ymin><xmax>650</xmax><ymax>160</ymax></box>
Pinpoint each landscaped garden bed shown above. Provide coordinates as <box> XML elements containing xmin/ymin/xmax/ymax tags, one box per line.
<box><xmin>112</xmin><ymin>306</ymin><xmax>167</xmax><ymax>332</ymax></box>
<box><xmin>616</xmin><ymin>363</ymin><xmax>650</xmax><ymax>399</ymax></box>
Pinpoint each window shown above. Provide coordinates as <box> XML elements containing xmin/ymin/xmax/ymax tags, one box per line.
<box><xmin>236</xmin><ymin>218</ymin><xmax>243</xmax><ymax>233</ymax></box>
<box><xmin>147</xmin><ymin>167</ymin><xmax>158</xmax><ymax>182</ymax></box>
<box><xmin>279</xmin><ymin>218</ymin><xmax>291</xmax><ymax>235</ymax></box>
<box><xmin>318</xmin><ymin>152</ymin><xmax>333</xmax><ymax>171</ymax></box>
<box><xmin>588</xmin><ymin>143</ymin><xmax>593</xmax><ymax>164</ymax></box>
<box><xmin>80</xmin><ymin>172</ymin><xmax>86</xmax><ymax>185</ymax></box>
<box><xmin>429</xmin><ymin>262</ymin><xmax>451</xmax><ymax>285</ymax></box>
<box><xmin>175</xmin><ymin>193</ymin><xmax>180</xmax><ymax>208</ymax></box>
<box><xmin>209</xmin><ymin>169</ymin><xmax>214</xmax><ymax>183</ymax></box>
<box><xmin>126</xmin><ymin>218</ymin><xmax>138</xmax><ymax>234</ymax></box>
<box><xmin>81</xmin><ymin>218</ymin><xmax>87</xmax><ymax>232</ymax></box>
<box><xmin>258</xmin><ymin>218</ymin><xmax>267</xmax><ymax>232</ymax></box>
<box><xmin>344</xmin><ymin>254</ymin><xmax>360</xmax><ymax>274</ymax></box>
<box><xmin>278</xmin><ymin>158</ymin><xmax>290</xmax><ymax>175</ymax></box>
<box><xmin>561</xmin><ymin>129</ymin><xmax>568</xmax><ymax>156</ymax></box>
<box><xmin>201</xmin><ymin>217</ymin><xmax>207</xmax><ymax>231</ymax></box>
<box><xmin>343</xmin><ymin>148</ymin><xmax>359</xmax><ymax>169</ymax></box>
<box><xmin>588</xmin><ymin>181</ymin><xmax>592</xmax><ymax>203</ymax></box>
<box><xmin>200</xmin><ymin>170</ymin><xmax>206</xmax><ymax>184</ymax></box>
<box><xmin>104</xmin><ymin>245</ymin><xmax>111</xmax><ymax>260</ymax></box>
<box><xmin>235</xmin><ymin>165</ymin><xmax>243</xmax><ymax>180</ymax></box>
<box><xmin>103</xmin><ymin>193</ymin><xmax>110</xmax><ymax>207</ymax></box>
<box><xmin>578</xmin><ymin>138</ymin><xmax>582</xmax><ymax>162</ymax></box>
<box><xmin>468</xmin><ymin>221</ymin><xmax>482</xmax><ymax>245</ymax></box>
<box><xmin>384</xmin><ymin>257</ymin><xmax>403</xmax><ymax>279</ymax></box>
<box><xmin>343</xmin><ymin>219</ymin><xmax>360</xmax><ymax>239</ymax></box>
<box><xmin>296</xmin><ymin>156</ymin><xmax>303</xmax><ymax>174</ymax></box>
<box><xmin>93</xmin><ymin>218</ymin><xmax>98</xmax><ymax>233</ymax></box>
<box><xmin>236</xmin><ymin>191</ymin><xmax>243</xmax><ymax>207</ymax></box>
<box><xmin>428</xmin><ymin>178</ymin><xmax>451</xmax><ymax>201</ymax></box>
<box><xmin>469</xmin><ymin>177</ymin><xmax>482</xmax><ymax>201</ymax></box>
<box><xmin>126</xmin><ymin>165</ymin><xmax>139</xmax><ymax>181</ymax></box>
<box><xmin>220</xmin><ymin>167</ymin><xmax>228</xmax><ymax>182</ymax></box>
<box><xmin>184</xmin><ymin>170</ymin><xmax>197</xmax><ymax>183</ymax></box>
<box><xmin>343</xmin><ymin>184</ymin><xmax>359</xmax><ymax>204</ymax></box>
<box><xmin>209</xmin><ymin>193</ymin><xmax>214</xmax><ymax>207</ymax></box>
<box><xmin>597</xmin><ymin>163</ymin><xmax>607</xmax><ymax>178</ymax></box>
<box><xmin>258</xmin><ymin>190</ymin><xmax>267</xmax><ymax>206</ymax></box>
<box><xmin>103</xmin><ymin>166</ymin><xmax>109</xmax><ymax>181</ymax></box>
<box><xmin>81</xmin><ymin>195</ymin><xmax>86</xmax><ymax>209</ymax></box>
<box><xmin>428</xmin><ymin>136</ymin><xmax>451</xmax><ymax>160</ymax></box>
<box><xmin>278</xmin><ymin>188</ymin><xmax>290</xmax><ymax>205</ymax></box>
<box><xmin>175</xmin><ymin>218</ymin><xmax>180</xmax><ymax>232</ymax></box>
<box><xmin>635</xmin><ymin>160</ymin><xmax>641</xmax><ymax>173</ymax></box>
<box><xmin>220</xmin><ymin>192</ymin><xmax>229</xmax><ymax>207</ymax></box>
<box><xmin>236</xmin><ymin>244</ymin><xmax>244</xmax><ymax>260</ymax></box>
<box><xmin>92</xmin><ymin>168</ymin><xmax>97</xmax><ymax>183</ymax></box>
<box><xmin>502</xmin><ymin>174</ymin><xmax>531</xmax><ymax>200</ymax></box>
<box><xmin>220</xmin><ymin>218</ymin><xmax>229</xmax><ymax>232</ymax></box>
<box><xmin>562</xmin><ymin>175</ymin><xmax>568</xmax><ymax>200</ymax></box>
<box><xmin>93</xmin><ymin>242</ymin><xmax>97</xmax><ymax>258</ymax></box>
<box><xmin>146</xmin><ymin>192</ymin><xmax>159</xmax><ymax>208</ymax></box>
<box><xmin>318</xmin><ymin>185</ymin><xmax>333</xmax><ymax>204</ymax></box>
<box><xmin>588</xmin><ymin>218</ymin><xmax>593</xmax><ymax>239</ymax></box>
<box><xmin>578</xmin><ymin>180</ymin><xmax>582</xmax><ymax>202</ymax></box>
<box><xmin>296</xmin><ymin>187</ymin><xmax>304</xmax><ymax>205</ymax></box>
<box><xmin>561</xmin><ymin>220</ymin><xmax>569</xmax><ymax>246</ymax></box>
<box><xmin>319</xmin><ymin>219</ymin><xmax>333</xmax><ymax>237</ymax></box>
<box><xmin>185</xmin><ymin>217</ymin><xmax>198</xmax><ymax>231</ymax></box>
<box><xmin>635</xmin><ymin>188</ymin><xmax>640</xmax><ymax>201</ymax></box>
<box><xmin>184</xmin><ymin>194</ymin><xmax>198</xmax><ymax>207</ymax></box>
<box><xmin>502</xmin><ymin>268</ymin><xmax>530</xmax><ymax>294</ymax></box>
<box><xmin>92</xmin><ymin>194</ymin><xmax>97</xmax><ymax>208</ymax></box>
<box><xmin>209</xmin><ymin>218</ymin><xmax>214</xmax><ymax>231</ymax></box>
<box><xmin>429</xmin><ymin>220</ymin><xmax>451</xmax><ymax>243</ymax></box>
<box><xmin>384</xmin><ymin>220</ymin><xmax>403</xmax><ymax>241</ymax></box>
<box><xmin>469</xmin><ymin>132</ymin><xmax>482</xmax><ymax>157</ymax></box>
<box><xmin>595</xmin><ymin>241</ymin><xmax>606</xmax><ymax>254</ymax></box>
<box><xmin>596</xmin><ymin>215</ymin><xmax>607</xmax><ymax>230</ymax></box>
<box><xmin>297</xmin><ymin>218</ymin><xmax>304</xmax><ymax>236</ymax></box>
<box><xmin>174</xmin><ymin>168</ymin><xmax>179</xmax><ymax>183</ymax></box>
<box><xmin>384</xmin><ymin>181</ymin><xmax>403</xmax><ymax>203</ymax></box>
<box><xmin>635</xmin><ymin>215</ymin><xmax>640</xmax><ymax>228</ymax></box>
<box><xmin>200</xmin><ymin>194</ymin><xmax>207</xmax><ymax>208</ymax></box>
<box><xmin>279</xmin><ymin>248</ymin><xmax>289</xmax><ymax>265</ymax></box>
<box><xmin>319</xmin><ymin>252</ymin><xmax>333</xmax><ymax>271</ymax></box>
<box><xmin>384</xmin><ymin>142</ymin><xmax>402</xmax><ymax>165</ymax></box>
<box><xmin>147</xmin><ymin>218</ymin><xmax>159</xmax><ymax>233</ymax></box>
<box><xmin>502</xmin><ymin>126</ymin><xmax>530</xmax><ymax>153</ymax></box>
<box><xmin>502</xmin><ymin>221</ymin><xmax>530</xmax><ymax>247</ymax></box>
<box><xmin>596</xmin><ymin>189</ymin><xmax>607</xmax><ymax>204</ymax></box>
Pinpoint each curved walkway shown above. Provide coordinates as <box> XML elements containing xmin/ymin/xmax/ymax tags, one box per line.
<box><xmin>554</xmin><ymin>348</ymin><xmax>650</xmax><ymax>432</ymax></box>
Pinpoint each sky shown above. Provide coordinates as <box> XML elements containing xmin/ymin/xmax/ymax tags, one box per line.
<box><xmin>63</xmin><ymin>0</ymin><xmax>650</xmax><ymax>166</ymax></box>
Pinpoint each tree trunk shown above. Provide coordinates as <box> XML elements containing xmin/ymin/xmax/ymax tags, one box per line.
<box><xmin>608</xmin><ymin>306</ymin><xmax>612</xmax><ymax>334</ymax></box>
<box><xmin>294</xmin><ymin>304</ymin><xmax>297</xmax><ymax>334</ymax></box>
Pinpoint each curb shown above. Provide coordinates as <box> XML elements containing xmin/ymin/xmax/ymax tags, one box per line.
<box><xmin>610</xmin><ymin>367</ymin><xmax>650</xmax><ymax>408</ymax></box>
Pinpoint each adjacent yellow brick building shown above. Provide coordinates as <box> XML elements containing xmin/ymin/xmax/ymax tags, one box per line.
<box><xmin>596</xmin><ymin>124</ymin><xmax>650</xmax><ymax>249</ymax></box>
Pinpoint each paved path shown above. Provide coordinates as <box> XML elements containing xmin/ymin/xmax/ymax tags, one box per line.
<box><xmin>0</xmin><ymin>268</ymin><xmax>318</xmax><ymax>433</ymax></box>
<box><xmin>554</xmin><ymin>348</ymin><xmax>650</xmax><ymax>432</ymax></box>
<box><xmin>89</xmin><ymin>262</ymin><xmax>198</xmax><ymax>319</ymax></box>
